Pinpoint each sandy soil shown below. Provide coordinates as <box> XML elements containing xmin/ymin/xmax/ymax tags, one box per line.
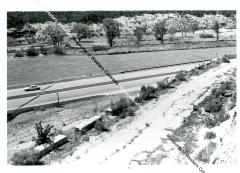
<box><xmin>52</xmin><ymin>59</ymin><xmax>236</xmax><ymax>167</ymax></box>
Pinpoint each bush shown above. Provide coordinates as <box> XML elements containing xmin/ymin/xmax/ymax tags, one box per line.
<box><xmin>204</xmin><ymin>96</ymin><xmax>223</xmax><ymax>113</ymax></box>
<box><xmin>14</xmin><ymin>51</ymin><xmax>24</xmax><ymax>57</ymax></box>
<box><xmin>213</xmin><ymin>111</ymin><xmax>230</xmax><ymax>125</ymax></box>
<box><xmin>111</xmin><ymin>97</ymin><xmax>136</xmax><ymax>118</ymax></box>
<box><xmin>197</xmin><ymin>142</ymin><xmax>217</xmax><ymax>163</ymax></box>
<box><xmin>54</xmin><ymin>46</ymin><xmax>66</xmax><ymax>55</ymax></box>
<box><xmin>193</xmin><ymin>105</ymin><xmax>199</xmax><ymax>112</ymax></box>
<box><xmin>40</xmin><ymin>46</ymin><xmax>48</xmax><ymax>55</ymax></box>
<box><xmin>175</xmin><ymin>71</ymin><xmax>187</xmax><ymax>81</ymax></box>
<box><xmin>221</xmin><ymin>56</ymin><xmax>230</xmax><ymax>63</ymax></box>
<box><xmin>204</xmin><ymin>131</ymin><xmax>216</xmax><ymax>139</ymax></box>
<box><xmin>11</xmin><ymin>149</ymin><xmax>42</xmax><ymax>165</ymax></box>
<box><xmin>94</xmin><ymin>120</ymin><xmax>109</xmax><ymax>132</ymax></box>
<box><xmin>222</xmin><ymin>54</ymin><xmax>236</xmax><ymax>59</ymax></box>
<box><xmin>157</xmin><ymin>80</ymin><xmax>170</xmax><ymax>90</ymax></box>
<box><xmin>32</xmin><ymin>121</ymin><xmax>54</xmax><ymax>146</ymax></box>
<box><xmin>8</xmin><ymin>37</ymin><xmax>16</xmax><ymax>47</ymax></box>
<box><xmin>92</xmin><ymin>44</ymin><xmax>109</xmax><ymax>51</ymax></box>
<box><xmin>199</xmin><ymin>33</ymin><xmax>215</xmax><ymax>38</ymax></box>
<box><xmin>211</xmin><ymin>88</ymin><xmax>226</xmax><ymax>98</ymax></box>
<box><xmin>136</xmin><ymin>85</ymin><xmax>158</xmax><ymax>102</ymax></box>
<box><xmin>26</xmin><ymin>47</ymin><xmax>39</xmax><ymax>56</ymax></box>
<box><xmin>211</xmin><ymin>81</ymin><xmax>233</xmax><ymax>97</ymax></box>
<box><xmin>189</xmin><ymin>68</ymin><xmax>199</xmax><ymax>75</ymax></box>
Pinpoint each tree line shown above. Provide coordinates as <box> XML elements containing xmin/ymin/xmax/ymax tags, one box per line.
<box><xmin>7</xmin><ymin>10</ymin><xmax>236</xmax><ymax>29</ymax></box>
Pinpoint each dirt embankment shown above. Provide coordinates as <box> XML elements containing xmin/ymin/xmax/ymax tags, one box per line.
<box><xmin>51</xmin><ymin>59</ymin><xmax>236</xmax><ymax>166</ymax></box>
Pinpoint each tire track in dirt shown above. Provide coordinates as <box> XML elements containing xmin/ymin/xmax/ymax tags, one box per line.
<box><xmin>99</xmin><ymin>123</ymin><xmax>151</xmax><ymax>164</ymax></box>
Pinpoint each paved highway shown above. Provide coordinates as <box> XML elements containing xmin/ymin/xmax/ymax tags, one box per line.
<box><xmin>7</xmin><ymin>62</ymin><xmax>209</xmax><ymax>113</ymax></box>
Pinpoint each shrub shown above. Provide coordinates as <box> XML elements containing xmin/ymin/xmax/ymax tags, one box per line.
<box><xmin>26</xmin><ymin>47</ymin><xmax>39</xmax><ymax>56</ymax></box>
<box><xmin>32</xmin><ymin>121</ymin><xmax>54</xmax><ymax>146</ymax></box>
<box><xmin>54</xmin><ymin>46</ymin><xmax>66</xmax><ymax>55</ymax></box>
<box><xmin>199</xmin><ymin>33</ymin><xmax>215</xmax><ymax>38</ymax></box>
<box><xmin>204</xmin><ymin>97</ymin><xmax>223</xmax><ymax>113</ymax></box>
<box><xmin>197</xmin><ymin>142</ymin><xmax>217</xmax><ymax>163</ymax></box>
<box><xmin>111</xmin><ymin>97</ymin><xmax>136</xmax><ymax>117</ymax></box>
<box><xmin>189</xmin><ymin>68</ymin><xmax>199</xmax><ymax>75</ymax></box>
<box><xmin>197</xmin><ymin>64</ymin><xmax>206</xmax><ymax>70</ymax></box>
<box><xmin>92</xmin><ymin>44</ymin><xmax>109</xmax><ymax>51</ymax></box>
<box><xmin>124</xmin><ymin>107</ymin><xmax>135</xmax><ymax>117</ymax></box>
<box><xmin>193</xmin><ymin>105</ymin><xmax>199</xmax><ymax>112</ymax></box>
<box><xmin>221</xmin><ymin>56</ymin><xmax>230</xmax><ymax>63</ymax></box>
<box><xmin>40</xmin><ymin>46</ymin><xmax>48</xmax><ymax>55</ymax></box>
<box><xmin>14</xmin><ymin>51</ymin><xmax>24</xmax><ymax>57</ymax></box>
<box><xmin>137</xmin><ymin>85</ymin><xmax>158</xmax><ymax>102</ymax></box>
<box><xmin>11</xmin><ymin>149</ymin><xmax>42</xmax><ymax>165</ymax></box>
<box><xmin>157</xmin><ymin>80</ymin><xmax>170</xmax><ymax>90</ymax></box>
<box><xmin>175</xmin><ymin>71</ymin><xmax>187</xmax><ymax>81</ymax></box>
<box><xmin>222</xmin><ymin>54</ymin><xmax>236</xmax><ymax>59</ymax></box>
<box><xmin>211</xmin><ymin>81</ymin><xmax>233</xmax><ymax>97</ymax></box>
<box><xmin>94</xmin><ymin>120</ymin><xmax>109</xmax><ymax>132</ymax></box>
<box><xmin>211</xmin><ymin>88</ymin><xmax>226</xmax><ymax>98</ymax></box>
<box><xmin>204</xmin><ymin>131</ymin><xmax>216</xmax><ymax>139</ymax></box>
<box><xmin>8</xmin><ymin>37</ymin><xmax>16</xmax><ymax>46</ymax></box>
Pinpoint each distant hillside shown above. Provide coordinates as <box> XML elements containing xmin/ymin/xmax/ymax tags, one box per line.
<box><xmin>7</xmin><ymin>10</ymin><xmax>235</xmax><ymax>29</ymax></box>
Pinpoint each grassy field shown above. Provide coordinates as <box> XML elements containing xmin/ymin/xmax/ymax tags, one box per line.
<box><xmin>67</xmin><ymin>29</ymin><xmax>236</xmax><ymax>48</ymax></box>
<box><xmin>8</xmin><ymin>47</ymin><xmax>236</xmax><ymax>86</ymax></box>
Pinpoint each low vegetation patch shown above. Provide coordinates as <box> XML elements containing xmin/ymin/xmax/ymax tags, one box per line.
<box><xmin>199</xmin><ymin>33</ymin><xmax>215</xmax><ymax>38</ymax></box>
<box><xmin>204</xmin><ymin>131</ymin><xmax>216</xmax><ymax>140</ymax></box>
<box><xmin>174</xmin><ymin>70</ymin><xmax>188</xmax><ymax>81</ymax></box>
<box><xmin>53</xmin><ymin>46</ymin><xmax>66</xmax><ymax>55</ymax></box>
<box><xmin>204</xmin><ymin>96</ymin><xmax>223</xmax><ymax>113</ymax></box>
<box><xmin>92</xmin><ymin>44</ymin><xmax>109</xmax><ymax>51</ymax></box>
<box><xmin>94</xmin><ymin>120</ymin><xmax>109</xmax><ymax>132</ymax></box>
<box><xmin>222</xmin><ymin>55</ymin><xmax>230</xmax><ymax>63</ymax></box>
<box><xmin>40</xmin><ymin>46</ymin><xmax>48</xmax><ymax>55</ymax></box>
<box><xmin>111</xmin><ymin>97</ymin><xmax>136</xmax><ymax>118</ymax></box>
<box><xmin>11</xmin><ymin>149</ymin><xmax>43</xmax><ymax>165</ymax></box>
<box><xmin>135</xmin><ymin>85</ymin><xmax>158</xmax><ymax>103</ymax></box>
<box><xmin>201</xmin><ymin>80</ymin><xmax>234</xmax><ymax>115</ymax></box>
<box><xmin>197</xmin><ymin>142</ymin><xmax>217</xmax><ymax>163</ymax></box>
<box><xmin>157</xmin><ymin>80</ymin><xmax>172</xmax><ymax>90</ymax></box>
<box><xmin>26</xmin><ymin>47</ymin><xmax>39</xmax><ymax>56</ymax></box>
<box><xmin>14</xmin><ymin>51</ymin><xmax>24</xmax><ymax>57</ymax></box>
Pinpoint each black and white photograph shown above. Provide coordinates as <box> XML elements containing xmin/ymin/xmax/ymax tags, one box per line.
<box><xmin>1</xmin><ymin>0</ymin><xmax>239</xmax><ymax>172</ymax></box>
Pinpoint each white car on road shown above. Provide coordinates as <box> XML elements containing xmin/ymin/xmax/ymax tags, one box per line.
<box><xmin>24</xmin><ymin>84</ymin><xmax>41</xmax><ymax>91</ymax></box>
